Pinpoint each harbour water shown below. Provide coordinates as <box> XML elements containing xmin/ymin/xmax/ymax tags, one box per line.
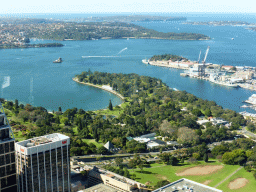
<box><xmin>0</xmin><ymin>13</ymin><xmax>256</xmax><ymax>112</ymax></box>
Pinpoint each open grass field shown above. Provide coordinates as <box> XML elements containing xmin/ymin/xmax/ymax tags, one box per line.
<box><xmin>217</xmin><ymin>166</ymin><xmax>256</xmax><ymax>192</ymax></box>
<box><xmin>129</xmin><ymin>160</ymin><xmax>255</xmax><ymax>191</ymax></box>
<box><xmin>82</xmin><ymin>139</ymin><xmax>104</xmax><ymax>148</ymax></box>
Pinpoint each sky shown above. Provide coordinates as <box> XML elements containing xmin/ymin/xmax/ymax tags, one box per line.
<box><xmin>0</xmin><ymin>0</ymin><xmax>255</xmax><ymax>14</ymax></box>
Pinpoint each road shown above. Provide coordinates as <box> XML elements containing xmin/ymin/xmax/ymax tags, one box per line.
<box><xmin>239</xmin><ymin>127</ymin><xmax>256</xmax><ymax>141</ymax></box>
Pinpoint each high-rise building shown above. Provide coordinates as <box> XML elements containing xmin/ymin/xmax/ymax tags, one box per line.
<box><xmin>15</xmin><ymin>133</ymin><xmax>71</xmax><ymax>192</ymax></box>
<box><xmin>0</xmin><ymin>103</ymin><xmax>17</xmax><ymax>192</ymax></box>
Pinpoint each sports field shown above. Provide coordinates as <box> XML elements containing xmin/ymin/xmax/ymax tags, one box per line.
<box><xmin>130</xmin><ymin>160</ymin><xmax>256</xmax><ymax>191</ymax></box>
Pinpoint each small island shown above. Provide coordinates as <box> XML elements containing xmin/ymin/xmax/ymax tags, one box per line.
<box><xmin>0</xmin><ymin>42</ymin><xmax>64</xmax><ymax>49</ymax></box>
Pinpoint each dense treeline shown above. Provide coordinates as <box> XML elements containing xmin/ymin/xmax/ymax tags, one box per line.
<box><xmin>150</xmin><ymin>54</ymin><xmax>188</xmax><ymax>62</ymax></box>
<box><xmin>1</xmin><ymin>71</ymin><xmax>247</xmax><ymax>157</ymax></box>
<box><xmin>24</xmin><ymin>22</ymin><xmax>210</xmax><ymax>41</ymax></box>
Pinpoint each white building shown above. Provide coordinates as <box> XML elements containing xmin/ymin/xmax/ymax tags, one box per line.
<box><xmin>15</xmin><ymin>133</ymin><xmax>71</xmax><ymax>192</ymax></box>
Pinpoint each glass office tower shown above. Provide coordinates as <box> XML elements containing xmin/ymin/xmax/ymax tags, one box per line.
<box><xmin>0</xmin><ymin>103</ymin><xmax>17</xmax><ymax>192</ymax></box>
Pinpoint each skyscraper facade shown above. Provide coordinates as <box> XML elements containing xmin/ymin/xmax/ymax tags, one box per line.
<box><xmin>15</xmin><ymin>133</ymin><xmax>71</xmax><ymax>192</ymax></box>
<box><xmin>0</xmin><ymin>104</ymin><xmax>17</xmax><ymax>192</ymax></box>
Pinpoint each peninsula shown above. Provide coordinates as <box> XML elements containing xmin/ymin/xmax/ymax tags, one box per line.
<box><xmin>0</xmin><ymin>18</ymin><xmax>210</xmax><ymax>43</ymax></box>
<box><xmin>75</xmin><ymin>15</ymin><xmax>187</xmax><ymax>22</ymax></box>
<box><xmin>143</xmin><ymin>54</ymin><xmax>256</xmax><ymax>92</ymax></box>
<box><xmin>183</xmin><ymin>20</ymin><xmax>256</xmax><ymax>27</ymax></box>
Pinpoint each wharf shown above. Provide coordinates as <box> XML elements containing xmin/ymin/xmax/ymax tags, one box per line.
<box><xmin>142</xmin><ymin>60</ymin><xmax>192</xmax><ymax>70</ymax></box>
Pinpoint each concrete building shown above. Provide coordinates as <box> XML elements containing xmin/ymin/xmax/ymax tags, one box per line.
<box><xmin>88</xmin><ymin>166</ymin><xmax>147</xmax><ymax>192</ymax></box>
<box><xmin>0</xmin><ymin>104</ymin><xmax>17</xmax><ymax>192</ymax></box>
<box><xmin>153</xmin><ymin>178</ymin><xmax>222</xmax><ymax>192</ymax></box>
<box><xmin>15</xmin><ymin>133</ymin><xmax>71</xmax><ymax>192</ymax></box>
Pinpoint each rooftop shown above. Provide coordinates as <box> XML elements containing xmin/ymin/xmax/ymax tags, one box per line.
<box><xmin>153</xmin><ymin>178</ymin><xmax>222</xmax><ymax>192</ymax></box>
<box><xmin>82</xmin><ymin>183</ymin><xmax>118</xmax><ymax>192</ymax></box>
<box><xmin>16</xmin><ymin>133</ymin><xmax>69</xmax><ymax>148</ymax></box>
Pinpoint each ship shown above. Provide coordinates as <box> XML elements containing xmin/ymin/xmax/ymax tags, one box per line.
<box><xmin>142</xmin><ymin>59</ymin><xmax>149</xmax><ymax>64</ymax></box>
<box><xmin>53</xmin><ymin>57</ymin><xmax>63</xmax><ymax>63</ymax></box>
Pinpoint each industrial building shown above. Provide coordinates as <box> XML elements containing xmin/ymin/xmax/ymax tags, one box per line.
<box><xmin>0</xmin><ymin>104</ymin><xmax>17</xmax><ymax>192</ymax></box>
<box><xmin>153</xmin><ymin>178</ymin><xmax>222</xmax><ymax>192</ymax></box>
<box><xmin>15</xmin><ymin>133</ymin><xmax>71</xmax><ymax>192</ymax></box>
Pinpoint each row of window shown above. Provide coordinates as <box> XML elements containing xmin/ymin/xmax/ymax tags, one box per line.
<box><xmin>0</xmin><ymin>164</ymin><xmax>16</xmax><ymax>178</ymax></box>
<box><xmin>0</xmin><ymin>141</ymin><xmax>15</xmax><ymax>155</ymax></box>
<box><xmin>0</xmin><ymin>128</ymin><xmax>10</xmax><ymax>141</ymax></box>
<box><xmin>0</xmin><ymin>174</ymin><xmax>16</xmax><ymax>189</ymax></box>
<box><xmin>0</xmin><ymin>153</ymin><xmax>15</xmax><ymax>167</ymax></box>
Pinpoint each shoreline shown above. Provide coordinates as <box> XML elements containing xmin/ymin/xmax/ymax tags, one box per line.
<box><xmin>72</xmin><ymin>77</ymin><xmax>125</xmax><ymax>100</ymax></box>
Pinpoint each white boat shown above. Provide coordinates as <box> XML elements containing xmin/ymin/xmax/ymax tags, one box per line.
<box><xmin>142</xmin><ymin>59</ymin><xmax>149</xmax><ymax>64</ymax></box>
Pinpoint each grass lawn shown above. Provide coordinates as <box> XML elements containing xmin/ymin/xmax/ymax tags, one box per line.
<box><xmin>218</xmin><ymin>167</ymin><xmax>256</xmax><ymax>192</ymax></box>
<box><xmin>95</xmin><ymin>108</ymin><xmax>122</xmax><ymax>117</ymax></box>
<box><xmin>129</xmin><ymin>160</ymin><xmax>242</xmax><ymax>190</ymax></box>
<box><xmin>82</xmin><ymin>139</ymin><xmax>104</xmax><ymax>148</ymax></box>
<box><xmin>94</xmin><ymin>101</ymin><xmax>130</xmax><ymax>117</ymax></box>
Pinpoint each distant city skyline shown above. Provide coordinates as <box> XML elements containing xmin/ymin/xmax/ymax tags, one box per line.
<box><xmin>0</xmin><ymin>0</ymin><xmax>255</xmax><ymax>14</ymax></box>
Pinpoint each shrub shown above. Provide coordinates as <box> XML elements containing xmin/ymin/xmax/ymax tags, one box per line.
<box><xmin>187</xmin><ymin>157</ymin><xmax>197</xmax><ymax>164</ymax></box>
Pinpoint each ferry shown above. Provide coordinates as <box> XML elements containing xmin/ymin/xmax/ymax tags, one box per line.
<box><xmin>142</xmin><ymin>59</ymin><xmax>149</xmax><ymax>64</ymax></box>
<box><xmin>53</xmin><ymin>57</ymin><xmax>63</xmax><ymax>63</ymax></box>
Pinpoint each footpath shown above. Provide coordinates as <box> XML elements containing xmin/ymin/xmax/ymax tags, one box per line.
<box><xmin>214</xmin><ymin>166</ymin><xmax>243</xmax><ymax>188</ymax></box>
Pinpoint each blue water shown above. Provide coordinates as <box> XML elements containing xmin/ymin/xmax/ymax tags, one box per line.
<box><xmin>1</xmin><ymin>13</ymin><xmax>256</xmax><ymax>113</ymax></box>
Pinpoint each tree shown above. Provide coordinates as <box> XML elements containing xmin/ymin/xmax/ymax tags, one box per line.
<box><xmin>204</xmin><ymin>109</ymin><xmax>212</xmax><ymax>117</ymax></box>
<box><xmin>159</xmin><ymin>120</ymin><xmax>177</xmax><ymax>137</ymax></box>
<box><xmin>115</xmin><ymin>157</ymin><xmax>123</xmax><ymax>167</ymax></box>
<box><xmin>177</xmin><ymin>127</ymin><xmax>199</xmax><ymax>146</ymax></box>
<box><xmin>203</xmin><ymin>153</ymin><xmax>208</xmax><ymax>162</ymax></box>
<box><xmin>128</xmin><ymin>159</ymin><xmax>137</xmax><ymax>171</ymax></box>
<box><xmin>155</xmin><ymin>180</ymin><xmax>170</xmax><ymax>189</ymax></box>
<box><xmin>253</xmin><ymin>171</ymin><xmax>256</xmax><ymax>180</ymax></box>
<box><xmin>14</xmin><ymin>99</ymin><xmax>19</xmax><ymax>109</ymax></box>
<box><xmin>109</xmin><ymin>99</ymin><xmax>113</xmax><ymax>110</ymax></box>
<box><xmin>18</xmin><ymin>111</ymin><xmax>30</xmax><ymax>122</ymax></box>
<box><xmin>222</xmin><ymin>149</ymin><xmax>246</xmax><ymax>165</ymax></box>
<box><xmin>138</xmin><ymin>161</ymin><xmax>144</xmax><ymax>172</ymax></box>
<box><xmin>192</xmin><ymin>108</ymin><xmax>203</xmax><ymax>117</ymax></box>
<box><xmin>169</xmin><ymin>156</ymin><xmax>178</xmax><ymax>166</ymax></box>
<box><xmin>97</xmin><ymin>146</ymin><xmax>108</xmax><ymax>155</ymax></box>
<box><xmin>58</xmin><ymin>106</ymin><xmax>62</xmax><ymax>112</ymax></box>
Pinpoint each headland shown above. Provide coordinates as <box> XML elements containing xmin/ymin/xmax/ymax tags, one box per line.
<box><xmin>72</xmin><ymin>77</ymin><xmax>125</xmax><ymax>100</ymax></box>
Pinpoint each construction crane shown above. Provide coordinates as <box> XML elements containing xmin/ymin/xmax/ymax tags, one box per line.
<box><xmin>197</xmin><ymin>50</ymin><xmax>201</xmax><ymax>63</ymax></box>
<box><xmin>199</xmin><ymin>46</ymin><xmax>210</xmax><ymax>77</ymax></box>
<box><xmin>202</xmin><ymin>46</ymin><xmax>210</xmax><ymax>64</ymax></box>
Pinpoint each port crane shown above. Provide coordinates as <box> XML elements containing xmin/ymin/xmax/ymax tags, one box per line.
<box><xmin>197</xmin><ymin>50</ymin><xmax>201</xmax><ymax>63</ymax></box>
<box><xmin>199</xmin><ymin>46</ymin><xmax>210</xmax><ymax>77</ymax></box>
<box><xmin>202</xmin><ymin>46</ymin><xmax>210</xmax><ymax>65</ymax></box>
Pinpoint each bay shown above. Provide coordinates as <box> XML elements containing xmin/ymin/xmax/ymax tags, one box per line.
<box><xmin>0</xmin><ymin>14</ymin><xmax>256</xmax><ymax>113</ymax></box>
